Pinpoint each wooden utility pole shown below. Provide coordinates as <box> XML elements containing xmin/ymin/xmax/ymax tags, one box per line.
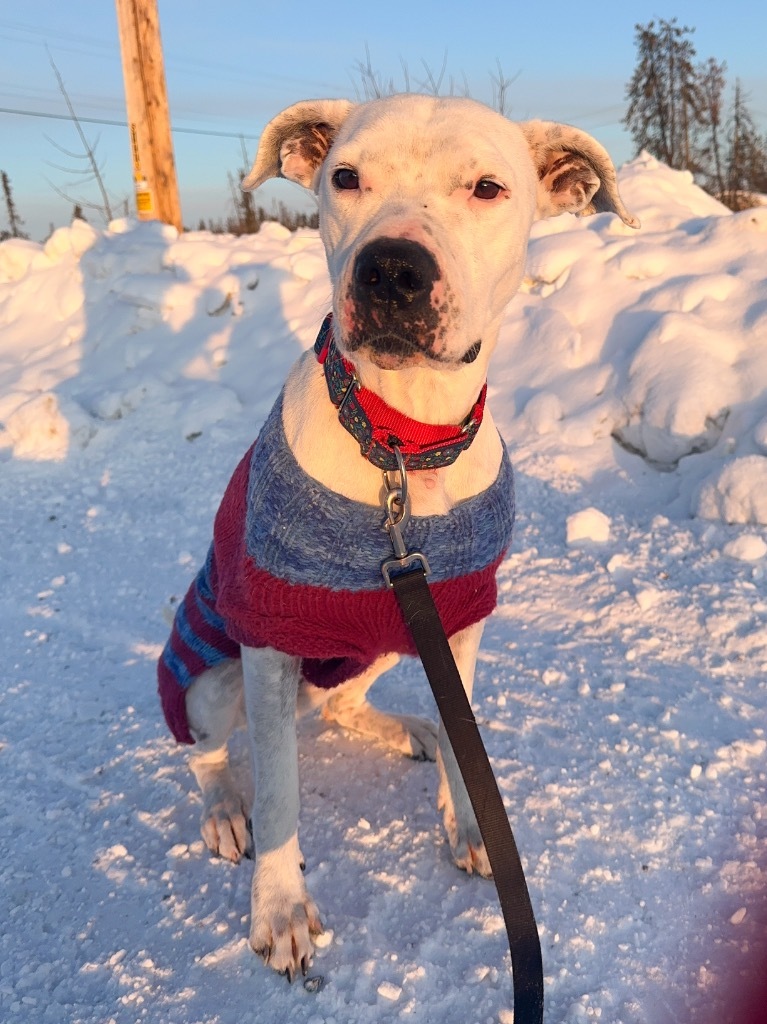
<box><xmin>115</xmin><ymin>0</ymin><xmax>182</xmax><ymax>230</ymax></box>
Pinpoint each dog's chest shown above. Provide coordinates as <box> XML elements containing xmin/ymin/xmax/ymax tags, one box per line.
<box><xmin>408</xmin><ymin>470</ymin><xmax>450</xmax><ymax>515</ymax></box>
<box><xmin>243</xmin><ymin>394</ymin><xmax>514</xmax><ymax>593</ymax></box>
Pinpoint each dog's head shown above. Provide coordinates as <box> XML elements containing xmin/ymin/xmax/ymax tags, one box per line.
<box><xmin>244</xmin><ymin>95</ymin><xmax>637</xmax><ymax>375</ymax></box>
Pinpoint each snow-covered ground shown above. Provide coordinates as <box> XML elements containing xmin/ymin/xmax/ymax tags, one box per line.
<box><xmin>1</xmin><ymin>154</ymin><xmax>766</xmax><ymax>1024</ymax></box>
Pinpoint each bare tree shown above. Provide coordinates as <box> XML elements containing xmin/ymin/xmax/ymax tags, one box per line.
<box><xmin>490</xmin><ymin>60</ymin><xmax>519</xmax><ymax>118</ymax></box>
<box><xmin>45</xmin><ymin>52</ymin><xmax>117</xmax><ymax>224</ymax></box>
<box><xmin>350</xmin><ymin>44</ymin><xmax>396</xmax><ymax>101</ymax></box>
<box><xmin>349</xmin><ymin>48</ymin><xmax>517</xmax><ymax>114</ymax></box>
<box><xmin>416</xmin><ymin>51</ymin><xmax>449</xmax><ymax>96</ymax></box>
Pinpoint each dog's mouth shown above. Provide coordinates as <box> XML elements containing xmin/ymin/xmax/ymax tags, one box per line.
<box><xmin>345</xmin><ymin>330</ymin><xmax>482</xmax><ymax>369</ymax></box>
<box><xmin>461</xmin><ymin>340</ymin><xmax>482</xmax><ymax>364</ymax></box>
<box><xmin>352</xmin><ymin>331</ymin><xmax>431</xmax><ymax>369</ymax></box>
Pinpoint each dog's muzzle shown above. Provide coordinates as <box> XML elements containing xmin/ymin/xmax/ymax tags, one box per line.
<box><xmin>347</xmin><ymin>238</ymin><xmax>442</xmax><ymax>359</ymax></box>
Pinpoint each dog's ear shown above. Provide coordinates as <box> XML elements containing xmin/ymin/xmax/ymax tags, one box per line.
<box><xmin>242</xmin><ymin>99</ymin><xmax>356</xmax><ymax>192</ymax></box>
<box><xmin>521</xmin><ymin>120</ymin><xmax>639</xmax><ymax>228</ymax></box>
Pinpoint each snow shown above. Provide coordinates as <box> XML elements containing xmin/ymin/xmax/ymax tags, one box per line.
<box><xmin>1</xmin><ymin>154</ymin><xmax>766</xmax><ymax>1024</ymax></box>
<box><xmin>723</xmin><ymin>535</ymin><xmax>767</xmax><ymax>563</ymax></box>
<box><xmin>696</xmin><ymin>457</ymin><xmax>767</xmax><ymax>526</ymax></box>
<box><xmin>565</xmin><ymin>508</ymin><xmax>611</xmax><ymax>546</ymax></box>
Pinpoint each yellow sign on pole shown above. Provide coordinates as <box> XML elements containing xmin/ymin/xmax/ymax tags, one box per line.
<box><xmin>129</xmin><ymin>122</ymin><xmax>154</xmax><ymax>215</ymax></box>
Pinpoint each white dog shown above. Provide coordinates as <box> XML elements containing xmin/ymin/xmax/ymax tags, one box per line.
<box><xmin>158</xmin><ymin>94</ymin><xmax>636</xmax><ymax>980</ymax></box>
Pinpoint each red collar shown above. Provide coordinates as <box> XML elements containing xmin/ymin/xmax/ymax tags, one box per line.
<box><xmin>313</xmin><ymin>314</ymin><xmax>486</xmax><ymax>472</ymax></box>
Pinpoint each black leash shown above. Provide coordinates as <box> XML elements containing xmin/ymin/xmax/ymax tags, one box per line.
<box><xmin>381</xmin><ymin>449</ymin><xmax>544</xmax><ymax>1024</ymax></box>
<box><xmin>391</xmin><ymin>568</ymin><xmax>544</xmax><ymax>1022</ymax></box>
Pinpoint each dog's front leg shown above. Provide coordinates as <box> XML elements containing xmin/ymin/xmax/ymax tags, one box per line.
<box><xmin>437</xmin><ymin>621</ymin><xmax>493</xmax><ymax>878</ymax></box>
<box><xmin>241</xmin><ymin>645</ymin><xmax>322</xmax><ymax>979</ymax></box>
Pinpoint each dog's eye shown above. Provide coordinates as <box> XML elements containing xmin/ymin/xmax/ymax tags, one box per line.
<box><xmin>332</xmin><ymin>168</ymin><xmax>360</xmax><ymax>191</ymax></box>
<box><xmin>473</xmin><ymin>179</ymin><xmax>503</xmax><ymax>201</ymax></box>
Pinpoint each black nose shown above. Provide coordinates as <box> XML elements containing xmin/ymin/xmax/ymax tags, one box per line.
<box><xmin>352</xmin><ymin>238</ymin><xmax>439</xmax><ymax>312</ymax></box>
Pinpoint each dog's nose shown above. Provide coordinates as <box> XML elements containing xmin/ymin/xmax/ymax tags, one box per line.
<box><xmin>352</xmin><ymin>239</ymin><xmax>439</xmax><ymax>312</ymax></box>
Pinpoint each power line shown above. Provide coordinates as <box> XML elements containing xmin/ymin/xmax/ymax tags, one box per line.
<box><xmin>0</xmin><ymin>104</ymin><xmax>259</xmax><ymax>139</ymax></box>
<box><xmin>0</xmin><ymin>21</ymin><xmax>348</xmax><ymax>92</ymax></box>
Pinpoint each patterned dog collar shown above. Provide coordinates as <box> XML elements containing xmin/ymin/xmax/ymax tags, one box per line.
<box><xmin>313</xmin><ymin>314</ymin><xmax>486</xmax><ymax>472</ymax></box>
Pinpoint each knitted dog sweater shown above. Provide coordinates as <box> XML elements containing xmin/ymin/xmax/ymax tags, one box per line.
<box><xmin>158</xmin><ymin>393</ymin><xmax>515</xmax><ymax>744</ymax></box>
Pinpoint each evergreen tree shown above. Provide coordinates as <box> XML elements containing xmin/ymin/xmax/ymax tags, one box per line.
<box><xmin>1</xmin><ymin>171</ymin><xmax>28</xmax><ymax>240</ymax></box>
<box><xmin>698</xmin><ymin>56</ymin><xmax>728</xmax><ymax>198</ymax></box>
<box><xmin>624</xmin><ymin>19</ymin><xmax>703</xmax><ymax>171</ymax></box>
<box><xmin>723</xmin><ymin>81</ymin><xmax>767</xmax><ymax>209</ymax></box>
<box><xmin>625</xmin><ymin>21</ymin><xmax>767</xmax><ymax>209</ymax></box>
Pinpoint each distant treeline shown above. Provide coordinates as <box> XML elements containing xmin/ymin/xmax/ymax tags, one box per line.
<box><xmin>199</xmin><ymin>198</ymin><xmax>318</xmax><ymax>236</ymax></box>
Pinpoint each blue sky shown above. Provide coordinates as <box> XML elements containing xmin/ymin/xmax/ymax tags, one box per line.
<box><xmin>2</xmin><ymin>1</ymin><xmax>765</xmax><ymax>239</ymax></box>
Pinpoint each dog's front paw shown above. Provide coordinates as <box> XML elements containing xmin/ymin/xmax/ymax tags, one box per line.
<box><xmin>444</xmin><ymin>813</ymin><xmax>492</xmax><ymax>877</ymax></box>
<box><xmin>438</xmin><ymin>777</ymin><xmax>492</xmax><ymax>878</ymax></box>
<box><xmin>199</xmin><ymin>787</ymin><xmax>251</xmax><ymax>863</ymax></box>
<box><xmin>250</xmin><ymin>893</ymin><xmax>323</xmax><ymax>980</ymax></box>
<box><xmin>396</xmin><ymin>713</ymin><xmax>439</xmax><ymax>761</ymax></box>
<box><xmin>249</xmin><ymin>842</ymin><xmax>323</xmax><ymax>980</ymax></box>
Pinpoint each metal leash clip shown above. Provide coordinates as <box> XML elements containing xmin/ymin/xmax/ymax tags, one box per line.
<box><xmin>381</xmin><ymin>445</ymin><xmax>431</xmax><ymax>588</ymax></box>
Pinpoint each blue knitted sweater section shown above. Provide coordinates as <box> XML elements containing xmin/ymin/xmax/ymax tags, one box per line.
<box><xmin>245</xmin><ymin>394</ymin><xmax>515</xmax><ymax>591</ymax></box>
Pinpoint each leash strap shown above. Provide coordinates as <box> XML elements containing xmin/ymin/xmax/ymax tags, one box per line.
<box><xmin>390</xmin><ymin>566</ymin><xmax>544</xmax><ymax>1024</ymax></box>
